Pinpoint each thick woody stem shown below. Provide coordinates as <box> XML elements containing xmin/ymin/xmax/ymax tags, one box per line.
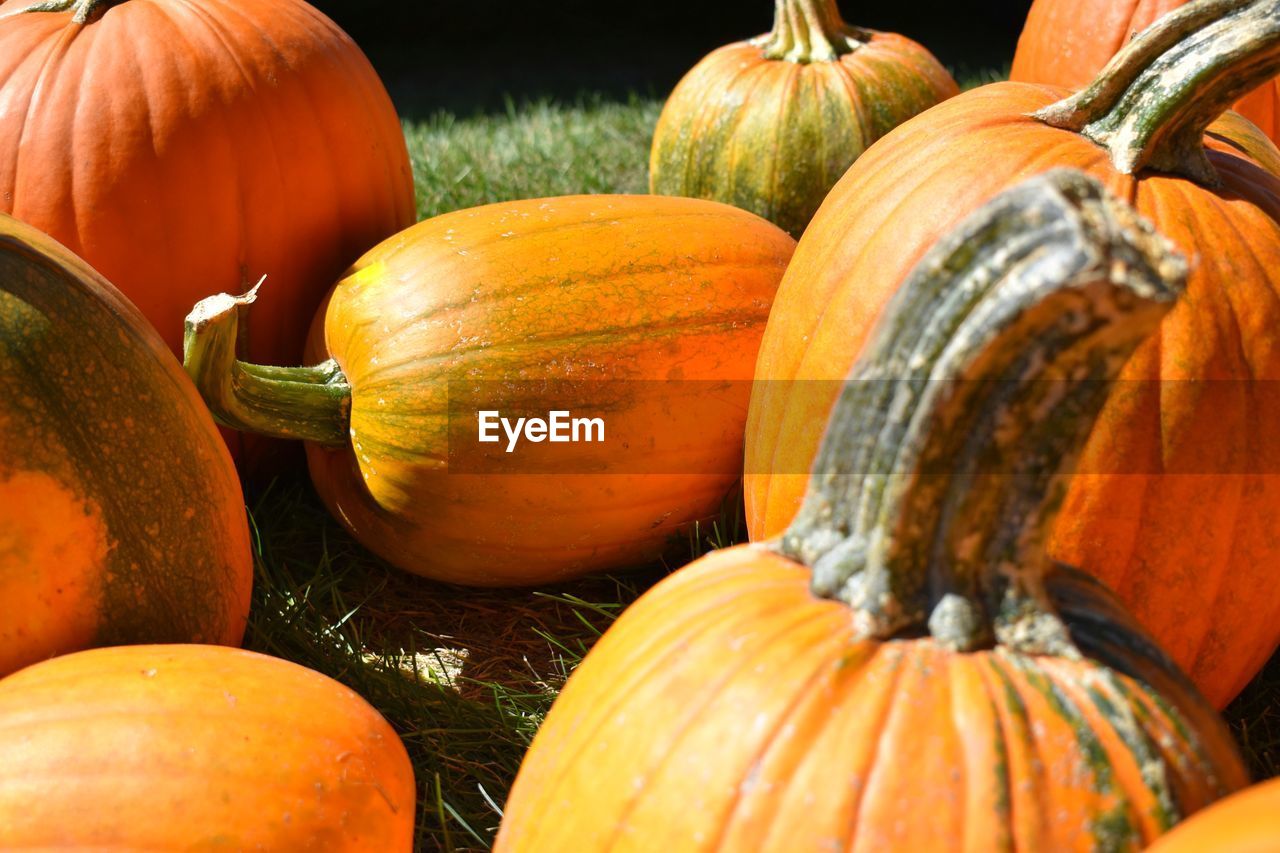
<box><xmin>1034</xmin><ymin>0</ymin><xmax>1280</xmax><ymax>185</ymax></box>
<box><xmin>753</xmin><ymin>0</ymin><xmax>868</xmax><ymax>63</ymax></box>
<box><xmin>775</xmin><ymin>170</ymin><xmax>1186</xmax><ymax>656</ymax></box>
<box><xmin>5</xmin><ymin>0</ymin><xmax>115</xmax><ymax>24</ymax></box>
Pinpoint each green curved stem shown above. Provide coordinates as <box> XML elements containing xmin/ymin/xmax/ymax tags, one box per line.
<box><xmin>754</xmin><ymin>0</ymin><xmax>868</xmax><ymax>63</ymax></box>
<box><xmin>183</xmin><ymin>285</ymin><xmax>351</xmax><ymax>446</ymax></box>
<box><xmin>1034</xmin><ymin>0</ymin><xmax>1280</xmax><ymax>185</ymax></box>
<box><xmin>775</xmin><ymin>170</ymin><xmax>1186</xmax><ymax>655</ymax></box>
<box><xmin>7</xmin><ymin>0</ymin><xmax>114</xmax><ymax>24</ymax></box>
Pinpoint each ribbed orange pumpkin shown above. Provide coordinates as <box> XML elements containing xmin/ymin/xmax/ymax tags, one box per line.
<box><xmin>1011</xmin><ymin>0</ymin><xmax>1280</xmax><ymax>139</ymax></box>
<box><xmin>746</xmin><ymin>0</ymin><xmax>1280</xmax><ymax>707</ymax></box>
<box><xmin>497</xmin><ymin>173</ymin><xmax>1246</xmax><ymax>851</ymax></box>
<box><xmin>0</xmin><ymin>213</ymin><xmax>251</xmax><ymax>679</ymax></box>
<box><xmin>185</xmin><ymin>195</ymin><xmax>795</xmax><ymax>586</ymax></box>
<box><xmin>0</xmin><ymin>0</ymin><xmax>413</xmax><ymax>369</ymax></box>
<box><xmin>1147</xmin><ymin>777</ymin><xmax>1280</xmax><ymax>851</ymax></box>
<box><xmin>649</xmin><ymin>0</ymin><xmax>957</xmax><ymax>236</ymax></box>
<box><xmin>0</xmin><ymin>645</ymin><xmax>415</xmax><ymax>849</ymax></box>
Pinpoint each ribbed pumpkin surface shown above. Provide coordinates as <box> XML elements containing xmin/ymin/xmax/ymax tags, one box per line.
<box><xmin>0</xmin><ymin>213</ymin><xmax>251</xmax><ymax>678</ymax></box>
<box><xmin>0</xmin><ymin>645</ymin><xmax>415</xmax><ymax>850</ymax></box>
<box><xmin>745</xmin><ymin>82</ymin><xmax>1280</xmax><ymax>707</ymax></box>
<box><xmin>497</xmin><ymin>547</ymin><xmax>1245</xmax><ymax>851</ymax></box>
<box><xmin>650</xmin><ymin>33</ymin><xmax>957</xmax><ymax>236</ymax></box>
<box><xmin>0</xmin><ymin>0</ymin><xmax>413</xmax><ymax>368</ymax></box>
<box><xmin>304</xmin><ymin>195</ymin><xmax>795</xmax><ymax>585</ymax></box>
<box><xmin>1010</xmin><ymin>0</ymin><xmax>1279</xmax><ymax>139</ymax></box>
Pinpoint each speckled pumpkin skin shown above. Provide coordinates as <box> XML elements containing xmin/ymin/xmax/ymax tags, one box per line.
<box><xmin>0</xmin><ymin>214</ymin><xmax>252</xmax><ymax>677</ymax></box>
<box><xmin>650</xmin><ymin>34</ymin><xmax>958</xmax><ymax>236</ymax></box>
<box><xmin>303</xmin><ymin>195</ymin><xmax>796</xmax><ymax>586</ymax></box>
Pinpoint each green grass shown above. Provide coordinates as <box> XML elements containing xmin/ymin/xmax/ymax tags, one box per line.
<box><xmin>406</xmin><ymin>95</ymin><xmax>662</xmax><ymax>221</ymax></box>
<box><xmin>244</xmin><ymin>89</ymin><xmax>1280</xmax><ymax>851</ymax></box>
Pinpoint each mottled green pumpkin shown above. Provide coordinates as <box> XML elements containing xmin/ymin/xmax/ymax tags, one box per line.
<box><xmin>649</xmin><ymin>0</ymin><xmax>958</xmax><ymax>236</ymax></box>
<box><xmin>0</xmin><ymin>213</ymin><xmax>252</xmax><ymax>677</ymax></box>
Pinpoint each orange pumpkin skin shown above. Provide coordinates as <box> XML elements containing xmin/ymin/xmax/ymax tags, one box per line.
<box><xmin>498</xmin><ymin>550</ymin><xmax>1244</xmax><ymax>851</ymax></box>
<box><xmin>1148</xmin><ymin>778</ymin><xmax>1280</xmax><ymax>852</ymax></box>
<box><xmin>1010</xmin><ymin>0</ymin><xmax>1279</xmax><ymax>139</ymax></box>
<box><xmin>0</xmin><ymin>0</ymin><xmax>414</xmax><ymax>369</ymax></box>
<box><xmin>0</xmin><ymin>645</ymin><xmax>415</xmax><ymax>850</ymax></box>
<box><xmin>744</xmin><ymin>77</ymin><xmax>1280</xmax><ymax>708</ymax></box>
<box><xmin>0</xmin><ymin>213</ymin><xmax>251</xmax><ymax>678</ymax></box>
<box><xmin>305</xmin><ymin>196</ymin><xmax>793</xmax><ymax>585</ymax></box>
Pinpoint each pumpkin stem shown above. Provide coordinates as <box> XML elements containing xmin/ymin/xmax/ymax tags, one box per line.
<box><xmin>1033</xmin><ymin>0</ymin><xmax>1280</xmax><ymax>185</ymax></box>
<box><xmin>4</xmin><ymin>0</ymin><xmax>113</xmax><ymax>24</ymax></box>
<box><xmin>754</xmin><ymin>0</ymin><xmax>869</xmax><ymax>62</ymax></box>
<box><xmin>183</xmin><ymin>281</ymin><xmax>351</xmax><ymax>446</ymax></box>
<box><xmin>775</xmin><ymin>170</ymin><xmax>1186</xmax><ymax>655</ymax></box>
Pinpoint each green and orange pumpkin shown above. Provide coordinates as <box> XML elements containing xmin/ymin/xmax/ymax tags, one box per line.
<box><xmin>185</xmin><ymin>195</ymin><xmax>795</xmax><ymax>586</ymax></box>
<box><xmin>0</xmin><ymin>214</ymin><xmax>252</xmax><ymax>678</ymax></box>
<box><xmin>0</xmin><ymin>644</ymin><xmax>415</xmax><ymax>849</ymax></box>
<box><xmin>649</xmin><ymin>0</ymin><xmax>957</xmax><ymax>236</ymax></box>
<box><xmin>497</xmin><ymin>172</ymin><xmax>1246</xmax><ymax>851</ymax></box>
<box><xmin>745</xmin><ymin>0</ymin><xmax>1280</xmax><ymax>707</ymax></box>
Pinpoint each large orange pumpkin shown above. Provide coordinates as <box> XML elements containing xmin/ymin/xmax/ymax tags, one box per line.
<box><xmin>1147</xmin><ymin>777</ymin><xmax>1280</xmax><ymax>851</ymax></box>
<box><xmin>497</xmin><ymin>172</ymin><xmax>1246</xmax><ymax>851</ymax></box>
<box><xmin>649</xmin><ymin>0</ymin><xmax>957</xmax><ymax>236</ymax></box>
<box><xmin>0</xmin><ymin>644</ymin><xmax>415</xmax><ymax>849</ymax></box>
<box><xmin>0</xmin><ymin>213</ymin><xmax>251</xmax><ymax>678</ymax></box>
<box><xmin>0</xmin><ymin>0</ymin><xmax>413</xmax><ymax>370</ymax></box>
<box><xmin>1011</xmin><ymin>0</ymin><xmax>1280</xmax><ymax>139</ymax></box>
<box><xmin>185</xmin><ymin>195</ymin><xmax>795</xmax><ymax>586</ymax></box>
<box><xmin>745</xmin><ymin>0</ymin><xmax>1280</xmax><ymax>707</ymax></box>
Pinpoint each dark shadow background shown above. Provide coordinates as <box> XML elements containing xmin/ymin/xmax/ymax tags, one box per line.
<box><xmin>309</xmin><ymin>0</ymin><xmax>1033</xmax><ymax>119</ymax></box>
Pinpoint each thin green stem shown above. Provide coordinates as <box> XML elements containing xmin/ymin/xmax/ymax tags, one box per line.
<box><xmin>183</xmin><ymin>285</ymin><xmax>351</xmax><ymax>446</ymax></box>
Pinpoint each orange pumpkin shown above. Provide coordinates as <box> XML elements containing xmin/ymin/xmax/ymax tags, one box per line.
<box><xmin>0</xmin><ymin>644</ymin><xmax>415</xmax><ymax>849</ymax></box>
<box><xmin>185</xmin><ymin>195</ymin><xmax>795</xmax><ymax>586</ymax></box>
<box><xmin>1011</xmin><ymin>0</ymin><xmax>1280</xmax><ymax>139</ymax></box>
<box><xmin>0</xmin><ymin>0</ymin><xmax>413</xmax><ymax>373</ymax></box>
<box><xmin>497</xmin><ymin>172</ymin><xmax>1246</xmax><ymax>851</ymax></box>
<box><xmin>0</xmin><ymin>213</ymin><xmax>251</xmax><ymax>678</ymax></box>
<box><xmin>649</xmin><ymin>0</ymin><xmax>957</xmax><ymax>236</ymax></box>
<box><xmin>1147</xmin><ymin>777</ymin><xmax>1280</xmax><ymax>851</ymax></box>
<box><xmin>745</xmin><ymin>0</ymin><xmax>1280</xmax><ymax>707</ymax></box>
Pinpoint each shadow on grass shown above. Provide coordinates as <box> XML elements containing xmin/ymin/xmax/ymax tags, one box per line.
<box><xmin>242</xmin><ymin>475</ymin><xmax>741</xmax><ymax>850</ymax></box>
